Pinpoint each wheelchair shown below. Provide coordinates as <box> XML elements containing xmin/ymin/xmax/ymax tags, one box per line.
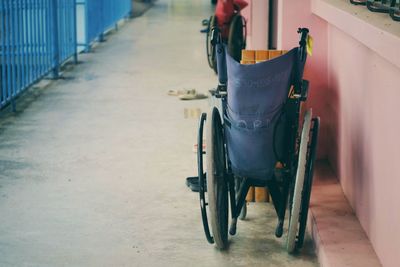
<box><xmin>197</xmin><ymin>27</ymin><xmax>320</xmax><ymax>253</ymax></box>
<box><xmin>206</xmin><ymin>1</ymin><xmax>247</xmax><ymax>73</ymax></box>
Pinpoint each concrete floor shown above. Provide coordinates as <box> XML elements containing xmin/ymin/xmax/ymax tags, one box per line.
<box><xmin>0</xmin><ymin>0</ymin><xmax>318</xmax><ymax>266</ymax></box>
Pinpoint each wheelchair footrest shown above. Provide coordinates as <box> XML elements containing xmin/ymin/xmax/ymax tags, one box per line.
<box><xmin>186</xmin><ymin>176</ymin><xmax>207</xmax><ymax>192</ymax></box>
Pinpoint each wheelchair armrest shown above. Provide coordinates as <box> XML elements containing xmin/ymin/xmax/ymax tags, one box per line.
<box><xmin>300</xmin><ymin>80</ymin><xmax>309</xmax><ymax>101</ymax></box>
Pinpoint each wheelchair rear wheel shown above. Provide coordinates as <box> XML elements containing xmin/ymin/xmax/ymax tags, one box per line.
<box><xmin>206</xmin><ymin>16</ymin><xmax>218</xmax><ymax>73</ymax></box>
<box><xmin>228</xmin><ymin>14</ymin><xmax>246</xmax><ymax>62</ymax></box>
<box><xmin>296</xmin><ymin>117</ymin><xmax>320</xmax><ymax>249</ymax></box>
<box><xmin>287</xmin><ymin>109</ymin><xmax>312</xmax><ymax>253</ymax></box>
<box><xmin>207</xmin><ymin>107</ymin><xmax>229</xmax><ymax>249</ymax></box>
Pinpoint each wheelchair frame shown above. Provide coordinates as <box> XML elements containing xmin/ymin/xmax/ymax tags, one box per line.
<box><xmin>197</xmin><ymin>28</ymin><xmax>320</xmax><ymax>253</ymax></box>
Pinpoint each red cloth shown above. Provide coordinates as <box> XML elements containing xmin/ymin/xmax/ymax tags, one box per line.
<box><xmin>234</xmin><ymin>0</ymin><xmax>248</xmax><ymax>10</ymax></box>
<box><xmin>215</xmin><ymin>0</ymin><xmax>248</xmax><ymax>38</ymax></box>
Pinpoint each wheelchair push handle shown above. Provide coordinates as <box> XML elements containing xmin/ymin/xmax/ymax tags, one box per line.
<box><xmin>298</xmin><ymin>28</ymin><xmax>309</xmax><ymax>61</ymax></box>
<box><xmin>210</xmin><ymin>26</ymin><xmax>221</xmax><ymax>47</ymax></box>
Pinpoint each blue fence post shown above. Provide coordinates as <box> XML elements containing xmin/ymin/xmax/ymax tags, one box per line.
<box><xmin>0</xmin><ymin>0</ymin><xmax>77</xmax><ymax>111</ymax></box>
<box><xmin>72</xmin><ymin>0</ymin><xmax>79</xmax><ymax>64</ymax></box>
<box><xmin>77</xmin><ymin>0</ymin><xmax>132</xmax><ymax>52</ymax></box>
<box><xmin>0</xmin><ymin>1</ymin><xmax>5</xmax><ymax>108</ymax></box>
<box><xmin>51</xmin><ymin>0</ymin><xmax>60</xmax><ymax>79</ymax></box>
<box><xmin>129</xmin><ymin>0</ymin><xmax>134</xmax><ymax>18</ymax></box>
<box><xmin>83</xmin><ymin>0</ymin><xmax>91</xmax><ymax>52</ymax></box>
<box><xmin>99</xmin><ymin>0</ymin><xmax>105</xmax><ymax>43</ymax></box>
<box><xmin>9</xmin><ymin>0</ymin><xmax>16</xmax><ymax>111</ymax></box>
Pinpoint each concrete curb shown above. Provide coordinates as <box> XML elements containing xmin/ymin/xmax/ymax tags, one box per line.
<box><xmin>308</xmin><ymin>162</ymin><xmax>382</xmax><ymax>267</ymax></box>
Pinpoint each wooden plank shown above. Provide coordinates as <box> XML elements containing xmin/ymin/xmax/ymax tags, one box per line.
<box><xmin>255</xmin><ymin>187</ymin><xmax>269</xmax><ymax>202</ymax></box>
<box><xmin>255</xmin><ymin>50</ymin><xmax>269</xmax><ymax>63</ymax></box>
<box><xmin>268</xmin><ymin>50</ymin><xmax>282</xmax><ymax>59</ymax></box>
<box><xmin>240</xmin><ymin>60</ymin><xmax>255</xmax><ymax>65</ymax></box>
<box><xmin>246</xmin><ymin>186</ymin><xmax>255</xmax><ymax>202</ymax></box>
<box><xmin>241</xmin><ymin>50</ymin><xmax>255</xmax><ymax>61</ymax></box>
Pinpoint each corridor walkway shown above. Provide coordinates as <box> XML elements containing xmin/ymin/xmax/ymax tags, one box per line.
<box><xmin>0</xmin><ymin>0</ymin><xmax>318</xmax><ymax>266</ymax></box>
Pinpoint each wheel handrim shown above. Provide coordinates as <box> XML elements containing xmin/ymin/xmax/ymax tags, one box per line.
<box><xmin>198</xmin><ymin>113</ymin><xmax>214</xmax><ymax>244</ymax></box>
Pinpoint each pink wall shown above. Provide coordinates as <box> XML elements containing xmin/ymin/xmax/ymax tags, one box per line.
<box><xmin>275</xmin><ymin>0</ymin><xmax>330</xmax><ymax>161</ymax></box>
<box><xmin>329</xmin><ymin>25</ymin><xmax>400</xmax><ymax>267</ymax></box>
<box><xmin>268</xmin><ymin>0</ymin><xmax>400</xmax><ymax>266</ymax></box>
<box><xmin>241</xmin><ymin>0</ymin><xmax>269</xmax><ymax>50</ymax></box>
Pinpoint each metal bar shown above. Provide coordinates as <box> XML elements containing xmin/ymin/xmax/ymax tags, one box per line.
<box><xmin>51</xmin><ymin>0</ymin><xmax>59</xmax><ymax>78</ymax></box>
<box><xmin>46</xmin><ymin>0</ymin><xmax>52</xmax><ymax>74</ymax></box>
<box><xmin>25</xmin><ymin>0</ymin><xmax>31</xmax><ymax>86</ymax></box>
<box><xmin>10</xmin><ymin>0</ymin><xmax>16</xmax><ymax>109</ymax></box>
<box><xmin>233</xmin><ymin>180</ymin><xmax>250</xmax><ymax>218</ymax></box>
<box><xmin>80</xmin><ymin>0</ymin><xmax>132</xmax><ymax>51</ymax></box>
<box><xmin>228</xmin><ymin>179</ymin><xmax>250</xmax><ymax>236</ymax></box>
<box><xmin>72</xmin><ymin>0</ymin><xmax>78</xmax><ymax>63</ymax></box>
<box><xmin>267</xmin><ymin>179</ymin><xmax>284</xmax><ymax>219</ymax></box>
<box><xmin>266</xmin><ymin>178</ymin><xmax>287</xmax><ymax>238</ymax></box>
<box><xmin>228</xmin><ymin>174</ymin><xmax>236</xmax><ymax>220</ymax></box>
<box><xmin>5</xmin><ymin>0</ymin><xmax>10</xmax><ymax>105</ymax></box>
<box><xmin>15</xmin><ymin>1</ymin><xmax>21</xmax><ymax>96</ymax></box>
<box><xmin>1</xmin><ymin>0</ymin><xmax>6</xmax><ymax>106</ymax></box>
<box><xmin>0</xmin><ymin>0</ymin><xmax>76</xmax><ymax>110</ymax></box>
<box><xmin>33</xmin><ymin>0</ymin><xmax>38</xmax><ymax>80</ymax></box>
<box><xmin>19</xmin><ymin>1</ymin><xmax>25</xmax><ymax>92</ymax></box>
<box><xmin>39</xmin><ymin>0</ymin><xmax>45</xmax><ymax>80</ymax></box>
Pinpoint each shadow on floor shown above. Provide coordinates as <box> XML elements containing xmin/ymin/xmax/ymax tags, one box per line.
<box><xmin>132</xmin><ymin>0</ymin><xmax>156</xmax><ymax>18</ymax></box>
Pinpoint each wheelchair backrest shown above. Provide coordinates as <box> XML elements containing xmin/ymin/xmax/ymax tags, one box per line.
<box><xmin>218</xmin><ymin>45</ymin><xmax>307</xmax><ymax>180</ymax></box>
<box><xmin>225</xmin><ymin>48</ymin><xmax>298</xmax><ymax>127</ymax></box>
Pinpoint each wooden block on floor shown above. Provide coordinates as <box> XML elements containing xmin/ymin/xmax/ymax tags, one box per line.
<box><xmin>255</xmin><ymin>50</ymin><xmax>269</xmax><ymax>62</ymax></box>
<box><xmin>242</xmin><ymin>50</ymin><xmax>288</xmax><ymax>64</ymax></box>
<box><xmin>268</xmin><ymin>50</ymin><xmax>282</xmax><ymax>59</ymax></box>
<box><xmin>246</xmin><ymin>186</ymin><xmax>255</xmax><ymax>202</ymax></box>
<box><xmin>240</xmin><ymin>60</ymin><xmax>255</xmax><ymax>65</ymax></box>
<box><xmin>241</xmin><ymin>50</ymin><xmax>255</xmax><ymax>61</ymax></box>
<box><xmin>255</xmin><ymin>187</ymin><xmax>269</xmax><ymax>202</ymax></box>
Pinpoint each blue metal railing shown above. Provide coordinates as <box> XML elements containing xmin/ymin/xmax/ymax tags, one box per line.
<box><xmin>1</xmin><ymin>0</ymin><xmax>132</xmax><ymax>110</ymax></box>
<box><xmin>76</xmin><ymin>0</ymin><xmax>132</xmax><ymax>51</ymax></box>
<box><xmin>0</xmin><ymin>0</ymin><xmax>77</xmax><ymax>110</ymax></box>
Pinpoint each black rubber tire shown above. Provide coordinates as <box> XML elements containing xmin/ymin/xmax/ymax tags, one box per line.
<box><xmin>206</xmin><ymin>16</ymin><xmax>218</xmax><ymax>73</ymax></box>
<box><xmin>206</xmin><ymin>107</ymin><xmax>229</xmax><ymax>249</ymax></box>
<box><xmin>227</xmin><ymin>15</ymin><xmax>245</xmax><ymax>62</ymax></box>
<box><xmin>296</xmin><ymin>117</ymin><xmax>320</xmax><ymax>249</ymax></box>
<box><xmin>287</xmin><ymin>109</ymin><xmax>312</xmax><ymax>254</ymax></box>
